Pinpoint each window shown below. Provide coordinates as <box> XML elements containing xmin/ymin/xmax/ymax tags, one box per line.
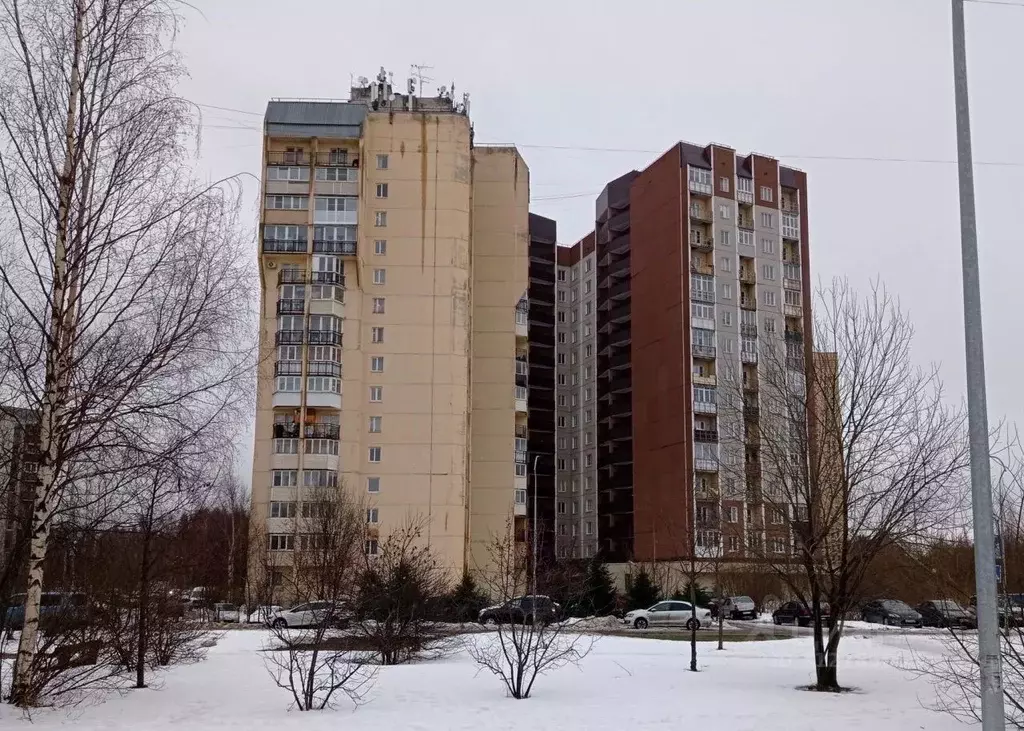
<box><xmin>719</xmin><ymin>204</ymin><xmax>731</xmax><ymax>220</ymax></box>
<box><xmin>558</xmin><ymin>290</ymin><xmax>566</xmax><ymax>303</ymax></box>
<box><xmin>373</xmin><ymin>268</ymin><xmax>386</xmax><ymax>285</ymax></box>
<box><xmin>557</xmin><ymin>311</ymin><xmax>566</xmax><ymax>323</ymax></box>
<box><xmin>267</xmin><ymin>165</ymin><xmax>309</xmax><ymax>182</ymax></box>
<box><xmin>584</xmin><ymin>301</ymin><xmax>592</xmax><ymax>315</ymax></box>
<box><xmin>376</xmin><ymin>154</ymin><xmax>389</xmax><ymax>169</ymax></box>
<box><xmin>584</xmin><ymin>453</ymin><xmax>592</xmax><ymax>467</ymax></box>
<box><xmin>760</xmin><ymin>185</ymin><xmax>773</xmax><ymax>202</ymax></box>
<box><xmin>269</xmin><ymin>534</ymin><xmax>294</xmax><ymax>551</ymax></box>
<box><xmin>557</xmin><ymin>332</ymin><xmax>566</xmax><ymax>344</ymax></box>
<box><xmin>571</xmin><ymin>310</ymin><xmax>577</xmax><ymax>323</ymax></box>
<box><xmin>739</xmin><ymin>230</ymin><xmax>754</xmax><ymax>247</ymax></box>
<box><xmin>367</xmin><ymin>476</ymin><xmax>380</xmax><ymax>493</ymax></box>
<box><xmin>557</xmin><ymin>501</ymin><xmax>566</xmax><ymax>515</ymax></box>
<box><xmin>557</xmin><ymin>353</ymin><xmax>566</xmax><ymax>365</ymax></box>
<box><xmin>276</xmin><ymin>376</ymin><xmax>301</xmax><ymax>392</ymax></box>
<box><xmin>374</xmin><ymin>239</ymin><xmax>387</xmax><ymax>255</ymax></box>
<box><xmin>365</xmin><ymin>540</ymin><xmax>379</xmax><ymax>556</ymax></box>
<box><xmin>763</xmin><ymin>290</ymin><xmax>777</xmax><ymax>306</ymax></box>
<box><xmin>557</xmin><ymin>269</ymin><xmax>566</xmax><ymax>282</ymax></box>
<box><xmin>584</xmin><ymin>387</ymin><xmax>592</xmax><ymax>401</ymax></box>
<box><xmin>724</xmin><ymin>338</ymin><xmax>735</xmax><ymax>354</ymax></box>
<box><xmin>366</xmin><ymin>385</ymin><xmax>382</xmax><ymax>403</ymax></box>
<box><xmin>584</xmin><ymin>431</ymin><xmax>592</xmax><ymax>445</ymax></box>
<box><xmin>760</xmin><ymin>212</ymin><xmax>774</xmax><ymax>228</ymax></box>
<box><xmin>315</xmin><ymin>166</ymin><xmax>356</xmax><ymax>182</ymax></box>
<box><xmin>719</xmin><ymin>230</ymin><xmax>731</xmax><ymax>247</ymax></box>
<box><xmin>314</xmin><ymin>196</ymin><xmax>357</xmax><ymax>224</ymax></box>
<box><xmin>270</xmin><ymin>501</ymin><xmax>296</xmax><ymax>518</ymax></box>
<box><xmin>370</xmin><ymin>356</ymin><xmax>384</xmax><ymax>372</ymax></box>
<box><xmin>265</xmin><ymin>195</ymin><xmax>308</xmax><ymax>210</ymax></box>
<box><xmin>771</xmin><ymin>508</ymin><xmax>785</xmax><ymax>525</ymax></box>
<box><xmin>722</xmin><ymin>283</ymin><xmax>733</xmax><ymax>300</ymax></box>
<box><xmin>692</xmin><ymin>303</ymin><xmax>713</xmax><ymax>321</ymax></box>
<box><xmin>557</xmin><ymin>373</ymin><xmax>566</xmax><ymax>386</ymax></box>
<box><xmin>585</xmin><ymin>343</ymin><xmax>593</xmax><ymax>358</ymax></box>
<box><xmin>272</xmin><ymin>470</ymin><xmax>298</xmax><ymax>487</ymax></box>
<box><xmin>722</xmin><ymin>310</ymin><xmax>733</xmax><ymax>326</ymax></box>
<box><xmin>728</xmin><ymin>506</ymin><xmax>739</xmax><ymax>523</ymax></box>
<box><xmin>372</xmin><ymin>297</ymin><xmax>385</xmax><ymax>314</ymax></box>
<box><xmin>371</xmin><ymin>327</ymin><xmax>384</xmax><ymax>343</ymax></box>
<box><xmin>689</xmin><ymin>167</ymin><xmax>712</xmax><ymax>189</ymax></box>
<box><xmin>368</xmin><ymin>446</ymin><xmax>382</xmax><ymax>463</ymax></box>
<box><xmin>762</xmin><ymin>264</ymin><xmax>776</xmax><ymax>281</ymax></box>
<box><xmin>369</xmin><ymin>416</ymin><xmax>382</xmax><ymax>433</ymax></box>
<box><xmin>719</xmin><ymin>256</ymin><xmax>732</xmax><ymax>272</ymax></box>
<box><xmin>692</xmin><ymin>327</ymin><xmax>715</xmax><ymax>348</ymax></box>
<box><xmin>764</xmin><ymin>317</ymin><xmax>777</xmax><ymax>334</ymax></box>
<box><xmin>584</xmin><ymin>259</ymin><xmax>592</xmax><ymax>273</ymax></box>
<box><xmin>719</xmin><ymin>176</ymin><xmax>730</xmax><ymax>193</ymax></box>
<box><xmin>572</xmin><ymin>501</ymin><xmax>578</xmax><ymax>515</ymax></box>
<box><xmin>375</xmin><ymin>183</ymin><xmax>389</xmax><ymax>198</ymax></box>
<box><xmin>761</xmin><ymin>238</ymin><xmax>775</xmax><ymax>254</ymax></box>
<box><xmin>584</xmin><ymin>365</ymin><xmax>592</xmax><ymax>380</ymax></box>
<box><xmin>785</xmin><ymin>289</ymin><xmax>801</xmax><ymax>307</ymax></box>
<box><xmin>375</xmin><ymin>211</ymin><xmax>388</xmax><ymax>227</ymax></box>
<box><xmin>583</xmin><ymin>324</ymin><xmax>592</xmax><ymax>337</ymax></box>
<box><xmin>307</xmin><ymin>376</ymin><xmax>340</xmax><ymax>393</ymax></box>
<box><xmin>728</xmin><ymin>536</ymin><xmax>740</xmax><ymax>552</ymax></box>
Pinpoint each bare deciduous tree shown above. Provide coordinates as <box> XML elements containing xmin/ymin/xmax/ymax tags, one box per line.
<box><xmin>263</xmin><ymin>486</ymin><xmax>375</xmax><ymax>711</ymax></box>
<box><xmin>469</xmin><ymin>522</ymin><xmax>594</xmax><ymax>699</ymax></box>
<box><xmin>0</xmin><ymin>0</ymin><xmax>254</xmax><ymax>704</ymax></box>
<box><xmin>719</xmin><ymin>279</ymin><xmax>967</xmax><ymax>691</ymax></box>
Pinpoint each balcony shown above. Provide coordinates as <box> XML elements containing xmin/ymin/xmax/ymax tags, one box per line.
<box><xmin>737</xmin><ymin>190</ymin><xmax>754</xmax><ymax>205</ymax></box>
<box><xmin>739</xmin><ymin>269</ymin><xmax>756</xmax><ymax>285</ymax></box>
<box><xmin>276</xmin><ymin>298</ymin><xmax>304</xmax><ymax>315</ymax></box>
<box><xmin>740</xmin><ymin>323</ymin><xmax>757</xmax><ymax>337</ymax></box>
<box><xmin>311</xmin><ymin>271</ymin><xmax>345</xmax><ymax>286</ymax></box>
<box><xmin>515</xmin><ymin>309</ymin><xmax>529</xmax><ymax>338</ymax></box>
<box><xmin>514</xmin><ymin>386</ymin><xmax>528</xmax><ymax>413</ymax></box>
<box><xmin>691</xmin><ymin>289</ymin><xmax>715</xmax><ymax>304</ymax></box>
<box><xmin>784</xmin><ymin>277</ymin><xmax>802</xmax><ymax>291</ymax></box>
<box><xmin>744</xmin><ymin>402</ymin><xmax>760</xmax><ymax>420</ymax></box>
<box><xmin>316</xmin><ymin>152</ymin><xmax>358</xmax><ymax>167</ymax></box>
<box><xmin>689</xmin><ymin>204</ymin><xmax>712</xmax><ymax>222</ymax></box>
<box><xmin>694</xmin><ymin>400</ymin><xmax>717</xmax><ymax>415</ymax></box>
<box><xmin>784</xmin><ymin>303</ymin><xmax>802</xmax><ymax>317</ymax></box>
<box><xmin>267</xmin><ymin>151</ymin><xmax>308</xmax><ymax>166</ymax></box>
<box><xmin>694</xmin><ymin>429</ymin><xmax>719</xmax><ymax>443</ymax></box>
<box><xmin>278</xmin><ymin>269</ymin><xmax>307</xmax><ymax>285</ymax></box>
<box><xmin>688</xmin><ymin>177</ymin><xmax>713</xmax><ymax>196</ymax></box>
<box><xmin>313</xmin><ymin>240</ymin><xmax>357</xmax><ymax>255</ymax></box>
<box><xmin>263</xmin><ymin>238</ymin><xmax>308</xmax><ymax>254</ymax></box>
<box><xmin>272</xmin><ymin>422</ymin><xmax>300</xmax><ymax>439</ymax></box>
<box><xmin>690</xmin><ymin>260</ymin><xmax>714</xmax><ymax>276</ymax></box>
<box><xmin>743</xmin><ymin>378</ymin><xmax>759</xmax><ymax>393</ymax></box>
<box><xmin>275</xmin><ymin>330</ymin><xmax>303</xmax><ymax>345</ymax></box>
<box><xmin>307</xmin><ymin>330</ymin><xmax>342</xmax><ymax>346</ymax></box>
<box><xmin>737</xmin><ymin>216</ymin><xmax>754</xmax><ymax>230</ymax></box>
<box><xmin>785</xmin><ymin>329</ymin><xmax>803</xmax><ymax>343</ymax></box>
<box><xmin>787</xmin><ymin>356</ymin><xmax>806</xmax><ymax>371</ymax></box>
<box><xmin>692</xmin><ymin>373</ymin><xmax>716</xmax><ymax>387</ymax></box>
<box><xmin>692</xmin><ymin>343</ymin><xmax>716</xmax><ymax>359</ymax></box>
<box><xmin>695</xmin><ymin>458</ymin><xmax>719</xmax><ymax>473</ymax></box>
<box><xmin>514</xmin><ymin>489</ymin><xmax>527</xmax><ymax>517</ymax></box>
<box><xmin>305</xmin><ymin>423</ymin><xmax>340</xmax><ymax>440</ymax></box>
<box><xmin>274</xmin><ymin>361</ymin><xmax>302</xmax><ymax>377</ymax></box>
<box><xmin>740</xmin><ymin>296</ymin><xmax>756</xmax><ymax>311</ymax></box>
<box><xmin>515</xmin><ymin>424</ymin><xmax>528</xmax><ymax>439</ymax></box>
<box><xmin>307</xmin><ymin>361</ymin><xmax>342</xmax><ymax>378</ymax></box>
<box><xmin>740</xmin><ymin>350</ymin><xmax>758</xmax><ymax>365</ymax></box>
<box><xmin>690</xmin><ymin>234</ymin><xmax>713</xmax><ymax>251</ymax></box>
<box><xmin>273</xmin><ymin>438</ymin><xmax>299</xmax><ymax>454</ymax></box>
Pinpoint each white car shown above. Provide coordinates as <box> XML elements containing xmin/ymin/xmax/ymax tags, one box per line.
<box><xmin>270</xmin><ymin>601</ymin><xmax>347</xmax><ymax>629</ymax></box>
<box><xmin>212</xmin><ymin>603</ymin><xmax>241</xmax><ymax>623</ymax></box>
<box><xmin>245</xmin><ymin>605</ymin><xmax>283</xmax><ymax>624</ymax></box>
<box><xmin>623</xmin><ymin>600</ymin><xmax>713</xmax><ymax>630</ymax></box>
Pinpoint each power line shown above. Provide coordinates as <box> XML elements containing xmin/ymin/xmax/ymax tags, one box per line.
<box><xmin>195</xmin><ymin>103</ymin><xmax>263</xmax><ymax>117</ymax></box>
<box><xmin>965</xmin><ymin>0</ymin><xmax>1024</xmax><ymax>7</ymax></box>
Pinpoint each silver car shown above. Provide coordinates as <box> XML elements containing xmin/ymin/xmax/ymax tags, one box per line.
<box><xmin>722</xmin><ymin>595</ymin><xmax>758</xmax><ymax>620</ymax></box>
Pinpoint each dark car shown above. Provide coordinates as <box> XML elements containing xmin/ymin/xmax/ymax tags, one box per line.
<box><xmin>917</xmin><ymin>600</ymin><xmax>975</xmax><ymax>629</ymax></box>
<box><xmin>478</xmin><ymin>595</ymin><xmax>560</xmax><ymax>625</ymax></box>
<box><xmin>4</xmin><ymin>592</ymin><xmax>89</xmax><ymax>631</ymax></box>
<box><xmin>772</xmin><ymin>600</ymin><xmax>831</xmax><ymax>628</ymax></box>
<box><xmin>861</xmin><ymin>599</ymin><xmax>923</xmax><ymax>627</ymax></box>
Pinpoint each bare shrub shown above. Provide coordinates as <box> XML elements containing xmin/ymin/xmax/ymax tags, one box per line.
<box><xmin>469</xmin><ymin>522</ymin><xmax>594</xmax><ymax>699</ymax></box>
<box><xmin>262</xmin><ymin>487</ymin><xmax>374</xmax><ymax>711</ymax></box>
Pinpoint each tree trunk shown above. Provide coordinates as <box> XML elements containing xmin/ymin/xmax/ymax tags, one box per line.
<box><xmin>10</xmin><ymin>2</ymin><xmax>84</xmax><ymax>706</ymax></box>
<box><xmin>688</xmin><ymin>566</ymin><xmax>698</xmax><ymax>672</ymax></box>
<box><xmin>813</xmin><ymin>616</ymin><xmax>842</xmax><ymax>691</ymax></box>
<box><xmin>717</xmin><ymin>604</ymin><xmax>724</xmax><ymax>651</ymax></box>
<box><xmin>136</xmin><ymin>526</ymin><xmax>153</xmax><ymax>689</ymax></box>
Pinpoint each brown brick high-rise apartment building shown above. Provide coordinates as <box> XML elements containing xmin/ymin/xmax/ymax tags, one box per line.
<box><xmin>251</xmin><ymin>70</ymin><xmax>533</xmax><ymax>584</ymax></box>
<box><xmin>554</xmin><ymin>142</ymin><xmax>811</xmax><ymax>567</ymax></box>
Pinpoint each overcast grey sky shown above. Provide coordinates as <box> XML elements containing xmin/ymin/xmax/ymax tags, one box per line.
<box><xmin>176</xmin><ymin>0</ymin><xmax>1024</xmax><ymax>478</ymax></box>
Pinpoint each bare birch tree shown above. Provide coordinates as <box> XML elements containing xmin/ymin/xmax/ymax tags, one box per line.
<box><xmin>719</xmin><ymin>279</ymin><xmax>967</xmax><ymax>691</ymax></box>
<box><xmin>0</xmin><ymin>0</ymin><xmax>254</xmax><ymax>705</ymax></box>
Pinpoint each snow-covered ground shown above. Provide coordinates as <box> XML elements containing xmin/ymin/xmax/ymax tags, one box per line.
<box><xmin>0</xmin><ymin>629</ymin><xmax>972</xmax><ymax>730</ymax></box>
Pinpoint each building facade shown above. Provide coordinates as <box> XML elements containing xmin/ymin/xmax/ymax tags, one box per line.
<box><xmin>554</xmin><ymin>142</ymin><xmax>811</xmax><ymax>567</ymax></box>
<box><xmin>251</xmin><ymin>71</ymin><xmax>530</xmax><ymax>584</ymax></box>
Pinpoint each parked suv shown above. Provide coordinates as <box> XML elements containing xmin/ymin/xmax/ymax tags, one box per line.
<box><xmin>4</xmin><ymin>592</ymin><xmax>89</xmax><ymax>631</ymax></box>
<box><xmin>478</xmin><ymin>595</ymin><xmax>560</xmax><ymax>625</ymax></box>
<box><xmin>917</xmin><ymin>600</ymin><xmax>975</xmax><ymax>629</ymax></box>
<box><xmin>722</xmin><ymin>596</ymin><xmax>758</xmax><ymax>620</ymax></box>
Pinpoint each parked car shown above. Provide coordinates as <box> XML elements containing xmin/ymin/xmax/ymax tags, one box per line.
<box><xmin>478</xmin><ymin>595</ymin><xmax>561</xmax><ymax>625</ymax></box>
<box><xmin>212</xmin><ymin>603</ymin><xmax>241</xmax><ymax>623</ymax></box>
<box><xmin>721</xmin><ymin>596</ymin><xmax>758</xmax><ymax>620</ymax></box>
<box><xmin>623</xmin><ymin>600</ymin><xmax>713</xmax><ymax>630</ymax></box>
<box><xmin>916</xmin><ymin>600</ymin><xmax>975</xmax><ymax>629</ymax></box>
<box><xmin>861</xmin><ymin>599</ymin><xmax>923</xmax><ymax>627</ymax></box>
<box><xmin>4</xmin><ymin>592</ymin><xmax>89</xmax><ymax>631</ymax></box>
<box><xmin>772</xmin><ymin>601</ymin><xmax>831</xmax><ymax>627</ymax></box>
<box><xmin>270</xmin><ymin>601</ymin><xmax>348</xmax><ymax>629</ymax></box>
<box><xmin>968</xmin><ymin>595</ymin><xmax>1022</xmax><ymax>627</ymax></box>
<box><xmin>245</xmin><ymin>604</ymin><xmax>283</xmax><ymax>624</ymax></box>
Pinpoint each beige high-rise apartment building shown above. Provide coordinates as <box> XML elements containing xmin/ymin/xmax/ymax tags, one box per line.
<box><xmin>250</xmin><ymin>71</ymin><xmax>529</xmax><ymax>587</ymax></box>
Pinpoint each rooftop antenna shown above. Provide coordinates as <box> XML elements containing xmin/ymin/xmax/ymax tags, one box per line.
<box><xmin>409</xmin><ymin>63</ymin><xmax>434</xmax><ymax>96</ymax></box>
